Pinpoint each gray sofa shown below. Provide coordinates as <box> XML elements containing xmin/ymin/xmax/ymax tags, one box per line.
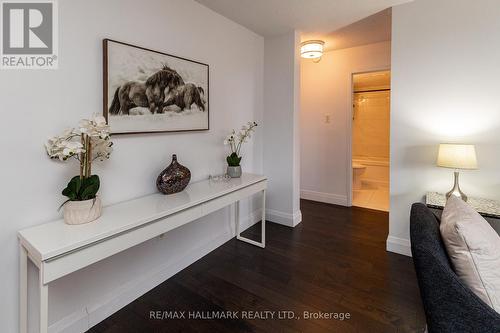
<box><xmin>410</xmin><ymin>203</ymin><xmax>500</xmax><ymax>333</ymax></box>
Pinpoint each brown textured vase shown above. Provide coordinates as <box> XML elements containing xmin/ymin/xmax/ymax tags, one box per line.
<box><xmin>156</xmin><ymin>154</ymin><xmax>191</xmax><ymax>195</ymax></box>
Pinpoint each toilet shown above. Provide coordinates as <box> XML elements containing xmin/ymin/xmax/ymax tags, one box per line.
<box><xmin>352</xmin><ymin>162</ymin><xmax>366</xmax><ymax>190</ymax></box>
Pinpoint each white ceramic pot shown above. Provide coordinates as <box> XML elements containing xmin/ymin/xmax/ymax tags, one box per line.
<box><xmin>63</xmin><ymin>197</ymin><xmax>102</xmax><ymax>225</ymax></box>
<box><xmin>227</xmin><ymin>165</ymin><xmax>242</xmax><ymax>178</ymax></box>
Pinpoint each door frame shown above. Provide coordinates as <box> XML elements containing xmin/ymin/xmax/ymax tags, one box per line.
<box><xmin>346</xmin><ymin>67</ymin><xmax>391</xmax><ymax>207</ymax></box>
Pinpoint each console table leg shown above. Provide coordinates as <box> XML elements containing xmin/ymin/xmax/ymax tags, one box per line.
<box><xmin>235</xmin><ymin>200</ymin><xmax>240</xmax><ymax>236</ymax></box>
<box><xmin>39</xmin><ymin>274</ymin><xmax>48</xmax><ymax>333</ymax></box>
<box><xmin>19</xmin><ymin>244</ymin><xmax>27</xmax><ymax>333</ymax></box>
<box><xmin>261</xmin><ymin>189</ymin><xmax>266</xmax><ymax>247</ymax></box>
<box><xmin>236</xmin><ymin>191</ymin><xmax>266</xmax><ymax>248</ymax></box>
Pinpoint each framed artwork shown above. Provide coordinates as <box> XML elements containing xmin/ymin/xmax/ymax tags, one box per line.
<box><xmin>103</xmin><ymin>39</ymin><xmax>209</xmax><ymax>134</ymax></box>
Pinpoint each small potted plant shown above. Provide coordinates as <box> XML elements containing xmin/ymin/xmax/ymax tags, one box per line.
<box><xmin>45</xmin><ymin>115</ymin><xmax>113</xmax><ymax>225</ymax></box>
<box><xmin>224</xmin><ymin>121</ymin><xmax>258</xmax><ymax>178</ymax></box>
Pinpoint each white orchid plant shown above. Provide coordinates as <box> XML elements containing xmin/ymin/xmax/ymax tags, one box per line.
<box><xmin>224</xmin><ymin>121</ymin><xmax>258</xmax><ymax>167</ymax></box>
<box><xmin>45</xmin><ymin>115</ymin><xmax>113</xmax><ymax>202</ymax></box>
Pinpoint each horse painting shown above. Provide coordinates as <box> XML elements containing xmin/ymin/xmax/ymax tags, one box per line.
<box><xmin>109</xmin><ymin>66</ymin><xmax>185</xmax><ymax>115</ymax></box>
<box><xmin>104</xmin><ymin>39</ymin><xmax>209</xmax><ymax>134</ymax></box>
<box><xmin>163</xmin><ymin>83</ymin><xmax>206</xmax><ymax>112</ymax></box>
<box><xmin>109</xmin><ymin>81</ymin><xmax>148</xmax><ymax>115</ymax></box>
<box><xmin>145</xmin><ymin>65</ymin><xmax>184</xmax><ymax>114</ymax></box>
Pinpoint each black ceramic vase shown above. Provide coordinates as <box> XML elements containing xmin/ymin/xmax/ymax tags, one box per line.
<box><xmin>156</xmin><ymin>154</ymin><xmax>191</xmax><ymax>195</ymax></box>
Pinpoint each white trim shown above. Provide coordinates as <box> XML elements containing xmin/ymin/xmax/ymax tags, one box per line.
<box><xmin>300</xmin><ymin>190</ymin><xmax>348</xmax><ymax>206</ymax></box>
<box><xmin>48</xmin><ymin>210</ymin><xmax>262</xmax><ymax>333</ymax></box>
<box><xmin>48</xmin><ymin>309</ymin><xmax>88</xmax><ymax>333</ymax></box>
<box><xmin>386</xmin><ymin>235</ymin><xmax>412</xmax><ymax>257</ymax></box>
<box><xmin>266</xmin><ymin>209</ymin><xmax>302</xmax><ymax>227</ymax></box>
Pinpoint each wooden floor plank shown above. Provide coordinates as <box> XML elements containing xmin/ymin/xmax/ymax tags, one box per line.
<box><xmin>88</xmin><ymin>199</ymin><xmax>425</xmax><ymax>333</ymax></box>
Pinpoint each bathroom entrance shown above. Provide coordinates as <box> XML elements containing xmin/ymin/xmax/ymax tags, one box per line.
<box><xmin>350</xmin><ymin>70</ymin><xmax>390</xmax><ymax>211</ymax></box>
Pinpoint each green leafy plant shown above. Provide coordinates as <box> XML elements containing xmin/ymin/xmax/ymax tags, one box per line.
<box><xmin>224</xmin><ymin>121</ymin><xmax>258</xmax><ymax>167</ymax></box>
<box><xmin>58</xmin><ymin>175</ymin><xmax>100</xmax><ymax>210</ymax></box>
<box><xmin>62</xmin><ymin>175</ymin><xmax>100</xmax><ymax>201</ymax></box>
<box><xmin>226</xmin><ymin>152</ymin><xmax>242</xmax><ymax>167</ymax></box>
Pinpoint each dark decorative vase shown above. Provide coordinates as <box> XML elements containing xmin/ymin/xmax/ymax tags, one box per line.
<box><xmin>156</xmin><ymin>154</ymin><xmax>191</xmax><ymax>195</ymax></box>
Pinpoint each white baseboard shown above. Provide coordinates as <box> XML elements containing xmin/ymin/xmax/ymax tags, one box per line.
<box><xmin>386</xmin><ymin>235</ymin><xmax>412</xmax><ymax>257</ymax></box>
<box><xmin>300</xmin><ymin>190</ymin><xmax>348</xmax><ymax>206</ymax></box>
<box><xmin>49</xmin><ymin>210</ymin><xmax>262</xmax><ymax>333</ymax></box>
<box><xmin>266</xmin><ymin>209</ymin><xmax>302</xmax><ymax>227</ymax></box>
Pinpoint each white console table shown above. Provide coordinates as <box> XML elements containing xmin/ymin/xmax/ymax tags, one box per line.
<box><xmin>18</xmin><ymin>173</ymin><xmax>266</xmax><ymax>333</ymax></box>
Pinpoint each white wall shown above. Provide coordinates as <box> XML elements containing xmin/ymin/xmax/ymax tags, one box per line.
<box><xmin>300</xmin><ymin>41</ymin><xmax>391</xmax><ymax>205</ymax></box>
<box><xmin>0</xmin><ymin>0</ymin><xmax>264</xmax><ymax>332</ymax></box>
<box><xmin>389</xmin><ymin>0</ymin><xmax>500</xmax><ymax>256</ymax></box>
<box><xmin>352</xmin><ymin>91</ymin><xmax>391</xmax><ymax>160</ymax></box>
<box><xmin>263</xmin><ymin>31</ymin><xmax>302</xmax><ymax>227</ymax></box>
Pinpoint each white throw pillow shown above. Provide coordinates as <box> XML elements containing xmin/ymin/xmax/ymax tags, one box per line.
<box><xmin>440</xmin><ymin>195</ymin><xmax>500</xmax><ymax>313</ymax></box>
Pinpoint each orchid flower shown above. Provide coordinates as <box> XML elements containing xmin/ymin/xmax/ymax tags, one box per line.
<box><xmin>45</xmin><ymin>115</ymin><xmax>113</xmax><ymax>178</ymax></box>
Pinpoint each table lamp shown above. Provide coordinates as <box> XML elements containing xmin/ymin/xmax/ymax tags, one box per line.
<box><xmin>437</xmin><ymin>144</ymin><xmax>478</xmax><ymax>201</ymax></box>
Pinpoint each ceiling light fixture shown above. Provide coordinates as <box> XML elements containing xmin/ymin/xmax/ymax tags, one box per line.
<box><xmin>300</xmin><ymin>40</ymin><xmax>325</xmax><ymax>62</ymax></box>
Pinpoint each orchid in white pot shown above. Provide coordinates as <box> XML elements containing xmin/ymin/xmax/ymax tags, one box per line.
<box><xmin>45</xmin><ymin>114</ymin><xmax>113</xmax><ymax>224</ymax></box>
<box><xmin>224</xmin><ymin>121</ymin><xmax>258</xmax><ymax>178</ymax></box>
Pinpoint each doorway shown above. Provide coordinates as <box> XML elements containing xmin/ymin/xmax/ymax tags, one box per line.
<box><xmin>350</xmin><ymin>70</ymin><xmax>390</xmax><ymax>211</ymax></box>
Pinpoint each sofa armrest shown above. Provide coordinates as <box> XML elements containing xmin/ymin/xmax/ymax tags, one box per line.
<box><xmin>410</xmin><ymin>203</ymin><xmax>500</xmax><ymax>333</ymax></box>
<box><xmin>412</xmin><ymin>244</ymin><xmax>500</xmax><ymax>333</ymax></box>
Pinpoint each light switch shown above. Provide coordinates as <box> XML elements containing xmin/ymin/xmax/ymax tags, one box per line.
<box><xmin>325</xmin><ymin>113</ymin><xmax>332</xmax><ymax>124</ymax></box>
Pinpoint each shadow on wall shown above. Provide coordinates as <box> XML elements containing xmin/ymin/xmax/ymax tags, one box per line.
<box><xmin>401</xmin><ymin>144</ymin><xmax>439</xmax><ymax>169</ymax></box>
<box><xmin>473</xmin><ymin>141</ymin><xmax>500</xmax><ymax>195</ymax></box>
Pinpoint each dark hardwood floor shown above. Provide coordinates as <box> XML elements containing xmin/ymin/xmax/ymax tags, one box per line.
<box><xmin>88</xmin><ymin>200</ymin><xmax>426</xmax><ymax>333</ymax></box>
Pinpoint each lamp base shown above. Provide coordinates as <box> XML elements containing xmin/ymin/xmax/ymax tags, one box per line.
<box><xmin>446</xmin><ymin>171</ymin><xmax>468</xmax><ymax>202</ymax></box>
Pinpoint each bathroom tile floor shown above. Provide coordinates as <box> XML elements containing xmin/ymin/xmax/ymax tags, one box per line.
<box><xmin>353</xmin><ymin>182</ymin><xmax>389</xmax><ymax>212</ymax></box>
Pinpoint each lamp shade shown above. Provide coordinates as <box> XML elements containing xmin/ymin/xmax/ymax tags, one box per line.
<box><xmin>300</xmin><ymin>40</ymin><xmax>324</xmax><ymax>59</ymax></box>
<box><xmin>437</xmin><ymin>144</ymin><xmax>478</xmax><ymax>169</ymax></box>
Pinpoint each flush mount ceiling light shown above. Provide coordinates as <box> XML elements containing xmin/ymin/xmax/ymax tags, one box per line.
<box><xmin>300</xmin><ymin>40</ymin><xmax>325</xmax><ymax>62</ymax></box>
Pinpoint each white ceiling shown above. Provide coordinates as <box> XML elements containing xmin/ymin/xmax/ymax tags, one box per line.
<box><xmin>305</xmin><ymin>8</ymin><xmax>392</xmax><ymax>51</ymax></box>
<box><xmin>194</xmin><ymin>0</ymin><xmax>409</xmax><ymax>39</ymax></box>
